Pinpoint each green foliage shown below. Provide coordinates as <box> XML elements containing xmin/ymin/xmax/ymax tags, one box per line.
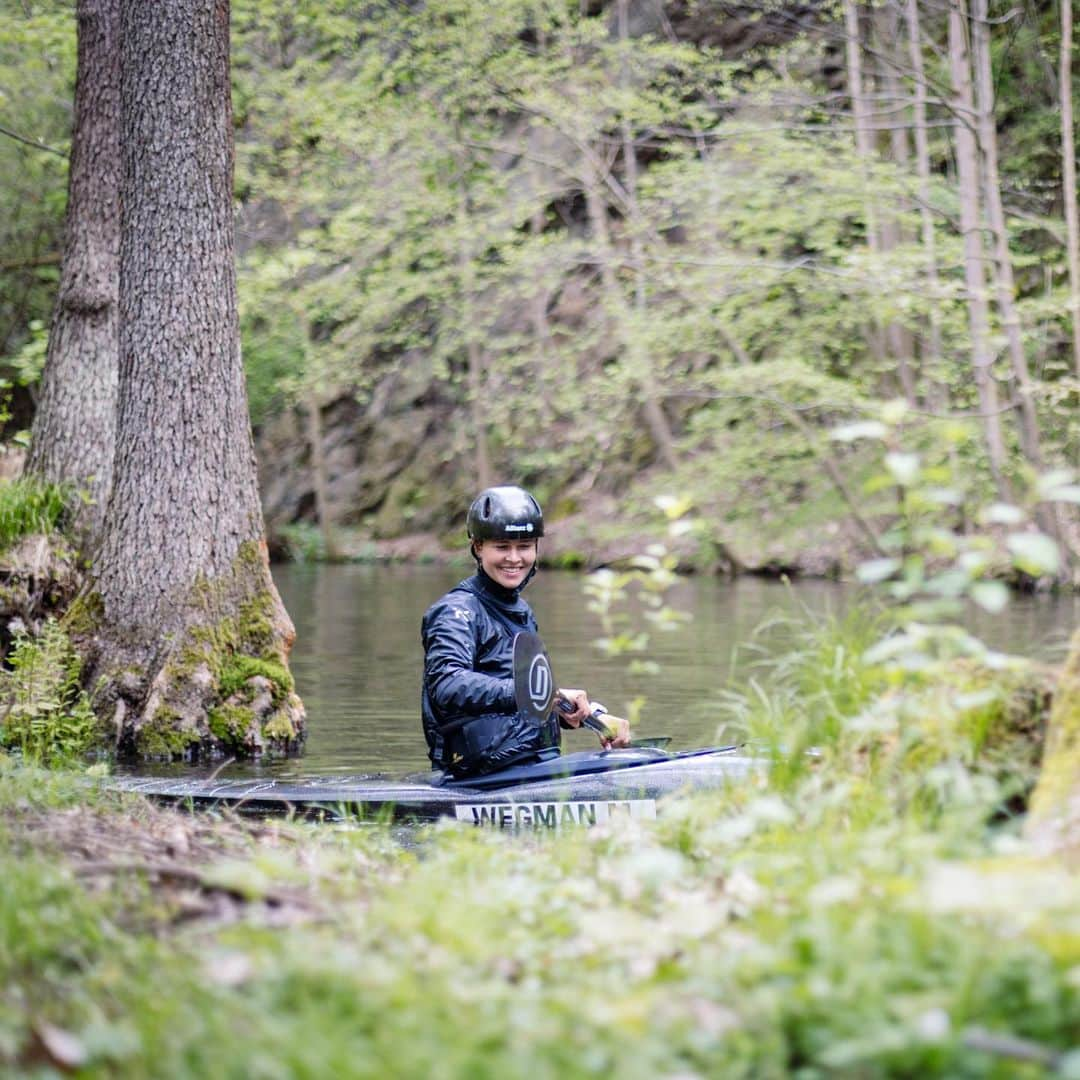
<box><xmin>2</xmin><ymin>714</ymin><xmax>1079</xmax><ymax>1078</ymax></box>
<box><xmin>0</xmin><ymin>476</ymin><xmax>68</xmax><ymax>550</ymax></box>
<box><xmin>6</xmin><ymin>0</ymin><xmax>1079</xmax><ymax>554</ymax></box>
<box><xmin>830</xmin><ymin>401</ymin><xmax>1079</xmax><ymax>671</ymax></box>
<box><xmin>0</xmin><ymin>3</ymin><xmax>74</xmax><ymax>363</ymax></box>
<box><xmin>584</xmin><ymin>496</ymin><xmax>695</xmax><ymax>722</ymax></box>
<box><xmin>0</xmin><ymin>619</ymin><xmax>97</xmax><ymax>763</ymax></box>
<box><xmin>276</xmin><ymin>522</ymin><xmax>328</xmax><ymax>563</ymax></box>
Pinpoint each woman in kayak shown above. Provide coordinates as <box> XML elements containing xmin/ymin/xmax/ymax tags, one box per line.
<box><xmin>421</xmin><ymin>485</ymin><xmax>631</xmax><ymax>777</ymax></box>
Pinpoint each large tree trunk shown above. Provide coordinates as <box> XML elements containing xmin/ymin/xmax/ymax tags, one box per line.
<box><xmin>948</xmin><ymin>0</ymin><xmax>1010</xmax><ymax>499</ymax></box>
<box><xmin>76</xmin><ymin>0</ymin><xmax>303</xmax><ymax>759</ymax></box>
<box><xmin>25</xmin><ymin>0</ymin><xmax>120</xmax><ymax>543</ymax></box>
<box><xmin>1026</xmin><ymin>627</ymin><xmax>1080</xmax><ymax>858</ymax></box>
<box><xmin>1061</xmin><ymin>0</ymin><xmax>1080</xmax><ymax>379</ymax></box>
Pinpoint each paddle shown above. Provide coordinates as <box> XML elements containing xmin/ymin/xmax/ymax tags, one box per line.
<box><xmin>511</xmin><ymin>630</ymin><xmax>627</xmax><ymax>745</ymax></box>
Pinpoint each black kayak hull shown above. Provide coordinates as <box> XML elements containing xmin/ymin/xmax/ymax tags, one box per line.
<box><xmin>111</xmin><ymin>746</ymin><xmax>757</xmax><ymax>826</ymax></box>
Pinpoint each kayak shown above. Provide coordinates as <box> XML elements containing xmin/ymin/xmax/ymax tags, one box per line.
<box><xmin>112</xmin><ymin>745</ymin><xmax>758</xmax><ymax>829</ymax></box>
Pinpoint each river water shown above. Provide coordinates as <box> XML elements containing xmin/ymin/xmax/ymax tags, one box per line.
<box><xmin>215</xmin><ymin>563</ymin><xmax>1080</xmax><ymax>780</ymax></box>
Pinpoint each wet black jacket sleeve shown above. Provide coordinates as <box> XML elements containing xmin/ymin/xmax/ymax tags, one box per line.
<box><xmin>422</xmin><ymin>595</ymin><xmax>517</xmax><ymax>717</ymax></box>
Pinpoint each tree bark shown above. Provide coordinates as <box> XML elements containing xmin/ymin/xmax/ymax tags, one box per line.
<box><xmin>455</xmin><ymin>183</ymin><xmax>493</xmax><ymax>490</ymax></box>
<box><xmin>843</xmin><ymin>0</ymin><xmax>888</xmax><ymax>371</ymax></box>
<box><xmin>25</xmin><ymin>0</ymin><xmax>120</xmax><ymax>544</ymax></box>
<box><xmin>79</xmin><ymin>0</ymin><xmax>304</xmax><ymax>759</ymax></box>
<box><xmin>874</xmin><ymin>1</ymin><xmax>917</xmax><ymax>403</ymax></box>
<box><xmin>905</xmin><ymin>0</ymin><xmax>945</xmax><ymax>402</ymax></box>
<box><xmin>305</xmin><ymin>393</ymin><xmax>339</xmax><ymax>561</ymax></box>
<box><xmin>616</xmin><ymin>0</ymin><xmax>678</xmax><ymax>471</ymax></box>
<box><xmin>948</xmin><ymin>0</ymin><xmax>1010</xmax><ymax>499</ymax></box>
<box><xmin>1061</xmin><ymin>0</ymin><xmax>1080</xmax><ymax>379</ymax></box>
<box><xmin>970</xmin><ymin>0</ymin><xmax>1043</xmax><ymax>470</ymax></box>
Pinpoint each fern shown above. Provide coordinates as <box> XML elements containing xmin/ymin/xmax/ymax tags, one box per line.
<box><xmin>0</xmin><ymin>619</ymin><xmax>97</xmax><ymax>764</ymax></box>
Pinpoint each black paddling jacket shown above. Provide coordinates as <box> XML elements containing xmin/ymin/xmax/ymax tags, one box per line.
<box><xmin>421</xmin><ymin>571</ymin><xmax>559</xmax><ymax>774</ymax></box>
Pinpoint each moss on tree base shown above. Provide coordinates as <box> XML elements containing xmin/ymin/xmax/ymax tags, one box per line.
<box><xmin>1026</xmin><ymin>629</ymin><xmax>1080</xmax><ymax>857</ymax></box>
<box><xmin>81</xmin><ymin>541</ymin><xmax>306</xmax><ymax>761</ymax></box>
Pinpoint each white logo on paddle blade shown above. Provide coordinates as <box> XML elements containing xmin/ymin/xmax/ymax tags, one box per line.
<box><xmin>528</xmin><ymin>654</ymin><xmax>552</xmax><ymax>713</ymax></box>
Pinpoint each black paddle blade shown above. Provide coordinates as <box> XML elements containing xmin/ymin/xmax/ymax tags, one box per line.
<box><xmin>512</xmin><ymin>631</ymin><xmax>556</xmax><ymax>722</ymax></box>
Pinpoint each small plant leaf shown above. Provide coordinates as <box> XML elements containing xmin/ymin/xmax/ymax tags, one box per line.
<box><xmin>856</xmin><ymin>557</ymin><xmax>901</xmax><ymax>584</ymax></box>
<box><xmin>884</xmin><ymin>452</ymin><xmax>920</xmax><ymax>486</ymax></box>
<box><xmin>830</xmin><ymin>420</ymin><xmax>887</xmax><ymax>442</ymax></box>
<box><xmin>980</xmin><ymin>503</ymin><xmax>1026</xmax><ymax>526</ymax></box>
<box><xmin>970</xmin><ymin>581</ymin><xmax>1009</xmax><ymax>614</ymax></box>
<box><xmin>1006</xmin><ymin>532</ymin><xmax>1060</xmax><ymax>576</ymax></box>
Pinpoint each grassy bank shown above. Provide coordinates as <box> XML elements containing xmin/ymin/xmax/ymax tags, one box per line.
<box><xmin>3</xmin><ymin>615</ymin><xmax>1079</xmax><ymax>1078</ymax></box>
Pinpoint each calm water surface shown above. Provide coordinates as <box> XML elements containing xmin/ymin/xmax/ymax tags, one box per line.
<box><xmin>236</xmin><ymin>563</ymin><xmax>1077</xmax><ymax>779</ymax></box>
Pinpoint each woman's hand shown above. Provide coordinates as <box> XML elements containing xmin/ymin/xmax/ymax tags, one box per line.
<box><xmin>556</xmin><ymin>687</ymin><xmax>590</xmax><ymax>727</ymax></box>
<box><xmin>599</xmin><ymin>712</ymin><xmax>631</xmax><ymax>749</ymax></box>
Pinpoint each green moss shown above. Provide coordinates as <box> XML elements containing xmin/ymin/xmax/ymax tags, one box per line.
<box><xmin>1029</xmin><ymin>630</ymin><xmax>1080</xmax><ymax>826</ymax></box>
<box><xmin>262</xmin><ymin>709</ymin><xmax>297</xmax><ymax>741</ymax></box>
<box><xmin>62</xmin><ymin>591</ymin><xmax>104</xmax><ymax>637</ymax></box>
<box><xmin>236</xmin><ymin>592</ymin><xmax>276</xmax><ymax>655</ymax></box>
<box><xmin>135</xmin><ymin>712</ymin><xmax>199</xmax><ymax>759</ymax></box>
<box><xmin>219</xmin><ymin>655</ymin><xmax>294</xmax><ymax>702</ymax></box>
<box><xmin>208</xmin><ymin>704</ymin><xmax>252</xmax><ymax>745</ymax></box>
<box><xmin>138</xmin><ymin>542</ymin><xmax>297</xmax><ymax>758</ymax></box>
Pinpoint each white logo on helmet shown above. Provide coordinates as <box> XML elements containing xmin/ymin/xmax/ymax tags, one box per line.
<box><xmin>504</xmin><ymin>523</ymin><xmax>534</xmax><ymax>533</ymax></box>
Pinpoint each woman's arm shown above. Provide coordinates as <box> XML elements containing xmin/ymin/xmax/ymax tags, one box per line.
<box><xmin>422</xmin><ymin>600</ymin><xmax>516</xmax><ymax>716</ymax></box>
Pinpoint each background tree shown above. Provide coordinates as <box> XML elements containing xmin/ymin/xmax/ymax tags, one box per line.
<box><xmin>1062</xmin><ymin>0</ymin><xmax>1080</xmax><ymax>378</ymax></box>
<box><xmin>5</xmin><ymin>0</ymin><xmax>1078</xmax><ymax>579</ymax></box>
<box><xmin>24</xmin><ymin>0</ymin><xmax>119</xmax><ymax>540</ymax></box>
<box><xmin>76</xmin><ymin>0</ymin><xmax>303</xmax><ymax>757</ymax></box>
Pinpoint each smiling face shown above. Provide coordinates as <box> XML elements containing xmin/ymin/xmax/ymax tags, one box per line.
<box><xmin>474</xmin><ymin>539</ymin><xmax>538</xmax><ymax>589</ymax></box>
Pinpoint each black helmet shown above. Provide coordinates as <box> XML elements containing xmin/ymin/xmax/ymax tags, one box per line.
<box><xmin>466</xmin><ymin>486</ymin><xmax>544</xmax><ymax>541</ymax></box>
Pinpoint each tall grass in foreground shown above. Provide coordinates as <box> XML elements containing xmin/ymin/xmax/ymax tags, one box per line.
<box><xmin>715</xmin><ymin>604</ymin><xmax>1050</xmax><ymax>827</ymax></box>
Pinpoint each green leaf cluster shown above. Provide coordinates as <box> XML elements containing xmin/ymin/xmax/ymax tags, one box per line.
<box><xmin>0</xmin><ymin>618</ymin><xmax>97</xmax><ymax>763</ymax></box>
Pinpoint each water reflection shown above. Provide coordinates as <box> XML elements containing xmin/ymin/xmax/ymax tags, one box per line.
<box><xmin>260</xmin><ymin>564</ymin><xmax>1077</xmax><ymax>779</ymax></box>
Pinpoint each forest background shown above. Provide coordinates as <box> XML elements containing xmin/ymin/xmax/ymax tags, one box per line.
<box><xmin>4</xmin><ymin>3</ymin><xmax>1080</xmax><ymax>1075</ymax></box>
<box><xmin>3</xmin><ymin>0</ymin><xmax>1078</xmax><ymax>577</ymax></box>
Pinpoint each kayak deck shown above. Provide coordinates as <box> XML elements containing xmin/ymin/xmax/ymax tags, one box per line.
<box><xmin>112</xmin><ymin>747</ymin><xmax>757</xmax><ymax>824</ymax></box>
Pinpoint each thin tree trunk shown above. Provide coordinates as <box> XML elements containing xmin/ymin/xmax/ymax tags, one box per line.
<box><xmin>1061</xmin><ymin>0</ymin><xmax>1080</xmax><ymax>378</ymax></box>
<box><xmin>82</xmin><ymin>0</ymin><xmax>303</xmax><ymax>758</ymax></box>
<box><xmin>455</xmin><ymin>183</ymin><xmax>492</xmax><ymax>490</ymax></box>
<box><xmin>948</xmin><ymin>0</ymin><xmax>1010</xmax><ymax>498</ymax></box>
<box><xmin>971</xmin><ymin>0</ymin><xmax>1043</xmax><ymax>469</ymax></box>
<box><xmin>615</xmin><ymin>0</ymin><xmax>678</xmax><ymax>470</ymax></box>
<box><xmin>25</xmin><ymin>0</ymin><xmax>120</xmax><ymax>544</ymax></box>
<box><xmin>876</xmin><ymin>1</ymin><xmax>917</xmax><ymax>403</ymax></box>
<box><xmin>906</xmin><ymin>0</ymin><xmax>945</xmax><ymax>403</ymax></box>
<box><xmin>527</xmin><ymin>131</ymin><xmax>557</xmax><ymax>415</ymax></box>
<box><xmin>844</xmin><ymin>0</ymin><xmax>888</xmax><ymax>369</ymax></box>
<box><xmin>305</xmin><ymin>393</ymin><xmax>338</xmax><ymax>561</ymax></box>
